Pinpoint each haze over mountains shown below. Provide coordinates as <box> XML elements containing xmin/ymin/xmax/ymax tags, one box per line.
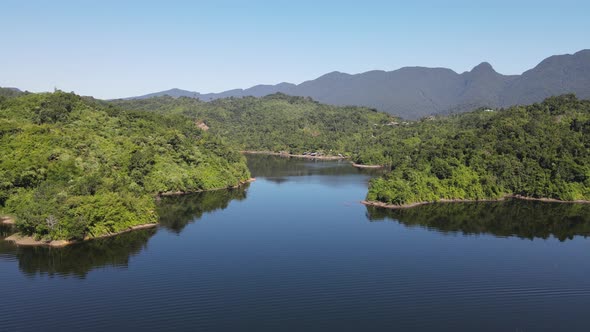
<box><xmin>127</xmin><ymin>50</ymin><xmax>590</xmax><ymax>119</ymax></box>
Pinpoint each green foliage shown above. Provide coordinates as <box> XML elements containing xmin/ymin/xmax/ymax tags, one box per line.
<box><xmin>109</xmin><ymin>93</ymin><xmax>396</xmax><ymax>158</ymax></box>
<box><xmin>366</xmin><ymin>95</ymin><xmax>590</xmax><ymax>205</ymax></box>
<box><xmin>4</xmin><ymin>90</ymin><xmax>587</xmax><ymax>240</ymax></box>
<box><xmin>112</xmin><ymin>93</ymin><xmax>590</xmax><ymax>205</ymax></box>
<box><xmin>0</xmin><ymin>91</ymin><xmax>250</xmax><ymax>240</ymax></box>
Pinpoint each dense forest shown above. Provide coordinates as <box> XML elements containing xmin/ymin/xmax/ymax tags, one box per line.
<box><xmin>366</xmin><ymin>95</ymin><xmax>590</xmax><ymax>205</ymax></box>
<box><xmin>113</xmin><ymin>93</ymin><xmax>590</xmax><ymax>205</ymax></box>
<box><xmin>2</xmin><ymin>89</ymin><xmax>589</xmax><ymax>242</ymax></box>
<box><xmin>110</xmin><ymin>93</ymin><xmax>396</xmax><ymax>159</ymax></box>
<box><xmin>0</xmin><ymin>91</ymin><xmax>250</xmax><ymax>241</ymax></box>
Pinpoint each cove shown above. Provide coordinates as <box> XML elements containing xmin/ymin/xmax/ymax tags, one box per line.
<box><xmin>1</xmin><ymin>155</ymin><xmax>589</xmax><ymax>331</ymax></box>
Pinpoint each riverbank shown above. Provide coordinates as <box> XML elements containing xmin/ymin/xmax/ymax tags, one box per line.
<box><xmin>362</xmin><ymin>195</ymin><xmax>590</xmax><ymax>210</ymax></box>
<box><xmin>351</xmin><ymin>162</ymin><xmax>384</xmax><ymax>169</ymax></box>
<box><xmin>158</xmin><ymin>178</ymin><xmax>256</xmax><ymax>197</ymax></box>
<box><xmin>241</xmin><ymin>151</ymin><xmax>386</xmax><ymax>166</ymax></box>
<box><xmin>241</xmin><ymin>150</ymin><xmax>347</xmax><ymax>160</ymax></box>
<box><xmin>4</xmin><ymin>223</ymin><xmax>158</xmax><ymax>248</ymax></box>
<box><xmin>1</xmin><ymin>216</ymin><xmax>15</xmax><ymax>225</ymax></box>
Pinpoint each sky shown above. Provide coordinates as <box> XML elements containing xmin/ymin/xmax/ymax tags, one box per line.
<box><xmin>1</xmin><ymin>0</ymin><xmax>589</xmax><ymax>99</ymax></box>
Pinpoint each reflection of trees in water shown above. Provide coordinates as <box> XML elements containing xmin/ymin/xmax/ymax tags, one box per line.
<box><xmin>156</xmin><ymin>186</ymin><xmax>248</xmax><ymax>234</ymax></box>
<box><xmin>0</xmin><ymin>224</ymin><xmax>14</xmax><ymax>238</ymax></box>
<box><xmin>366</xmin><ymin>199</ymin><xmax>590</xmax><ymax>241</ymax></box>
<box><xmin>0</xmin><ymin>186</ymin><xmax>249</xmax><ymax>278</ymax></box>
<box><xmin>0</xmin><ymin>225</ymin><xmax>17</xmax><ymax>256</ymax></box>
<box><xmin>1</xmin><ymin>228</ymin><xmax>156</xmax><ymax>279</ymax></box>
<box><xmin>246</xmin><ymin>154</ymin><xmax>385</xmax><ymax>182</ymax></box>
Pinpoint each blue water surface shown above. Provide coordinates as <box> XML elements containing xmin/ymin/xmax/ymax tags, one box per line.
<box><xmin>1</xmin><ymin>155</ymin><xmax>589</xmax><ymax>331</ymax></box>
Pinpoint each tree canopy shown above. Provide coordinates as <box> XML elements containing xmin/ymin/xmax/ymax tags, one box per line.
<box><xmin>2</xmin><ymin>90</ymin><xmax>588</xmax><ymax>242</ymax></box>
<box><xmin>0</xmin><ymin>91</ymin><xmax>250</xmax><ymax>240</ymax></box>
<box><xmin>110</xmin><ymin>93</ymin><xmax>396</xmax><ymax>159</ymax></box>
<box><xmin>366</xmin><ymin>95</ymin><xmax>590</xmax><ymax>205</ymax></box>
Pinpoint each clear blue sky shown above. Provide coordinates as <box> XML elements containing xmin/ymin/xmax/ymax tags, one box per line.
<box><xmin>1</xmin><ymin>0</ymin><xmax>588</xmax><ymax>99</ymax></box>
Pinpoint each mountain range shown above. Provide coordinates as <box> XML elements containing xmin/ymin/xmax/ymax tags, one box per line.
<box><xmin>126</xmin><ymin>50</ymin><xmax>590</xmax><ymax>119</ymax></box>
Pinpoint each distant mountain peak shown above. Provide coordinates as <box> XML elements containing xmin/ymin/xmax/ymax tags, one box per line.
<box><xmin>319</xmin><ymin>71</ymin><xmax>350</xmax><ymax>79</ymax></box>
<box><xmin>275</xmin><ymin>82</ymin><xmax>297</xmax><ymax>88</ymax></box>
<box><xmin>471</xmin><ymin>62</ymin><xmax>496</xmax><ymax>74</ymax></box>
<box><xmin>122</xmin><ymin>88</ymin><xmax>199</xmax><ymax>100</ymax></box>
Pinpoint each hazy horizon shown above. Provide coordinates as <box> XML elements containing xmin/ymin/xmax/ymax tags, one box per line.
<box><xmin>2</xmin><ymin>0</ymin><xmax>589</xmax><ymax>99</ymax></box>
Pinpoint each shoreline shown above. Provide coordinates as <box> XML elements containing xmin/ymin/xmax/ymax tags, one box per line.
<box><xmin>351</xmin><ymin>162</ymin><xmax>384</xmax><ymax>169</ymax></box>
<box><xmin>4</xmin><ymin>223</ymin><xmax>158</xmax><ymax>248</ymax></box>
<box><xmin>362</xmin><ymin>195</ymin><xmax>590</xmax><ymax>210</ymax></box>
<box><xmin>241</xmin><ymin>150</ymin><xmax>347</xmax><ymax>160</ymax></box>
<box><xmin>158</xmin><ymin>178</ymin><xmax>256</xmax><ymax>197</ymax></box>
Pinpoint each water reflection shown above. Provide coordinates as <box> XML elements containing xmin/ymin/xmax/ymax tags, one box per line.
<box><xmin>0</xmin><ymin>224</ymin><xmax>14</xmax><ymax>238</ymax></box>
<box><xmin>3</xmin><ymin>228</ymin><xmax>155</xmax><ymax>278</ymax></box>
<box><xmin>0</xmin><ymin>186</ymin><xmax>249</xmax><ymax>277</ymax></box>
<box><xmin>0</xmin><ymin>224</ymin><xmax>16</xmax><ymax>258</ymax></box>
<box><xmin>246</xmin><ymin>154</ymin><xmax>385</xmax><ymax>183</ymax></box>
<box><xmin>366</xmin><ymin>199</ymin><xmax>590</xmax><ymax>241</ymax></box>
<box><xmin>157</xmin><ymin>186</ymin><xmax>248</xmax><ymax>234</ymax></box>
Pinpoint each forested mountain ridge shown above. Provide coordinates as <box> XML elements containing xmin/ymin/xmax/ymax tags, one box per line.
<box><xmin>110</xmin><ymin>93</ymin><xmax>397</xmax><ymax>157</ymax></box>
<box><xmin>366</xmin><ymin>94</ymin><xmax>590</xmax><ymax>206</ymax></box>
<box><xmin>125</xmin><ymin>50</ymin><xmax>590</xmax><ymax>119</ymax></box>
<box><xmin>0</xmin><ymin>92</ymin><xmax>250</xmax><ymax>241</ymax></box>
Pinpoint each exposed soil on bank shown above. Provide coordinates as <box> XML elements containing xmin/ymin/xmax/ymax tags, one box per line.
<box><xmin>4</xmin><ymin>223</ymin><xmax>158</xmax><ymax>248</ymax></box>
<box><xmin>241</xmin><ymin>151</ymin><xmax>347</xmax><ymax>160</ymax></box>
<box><xmin>351</xmin><ymin>163</ymin><xmax>384</xmax><ymax>169</ymax></box>
<box><xmin>362</xmin><ymin>195</ymin><xmax>590</xmax><ymax>210</ymax></box>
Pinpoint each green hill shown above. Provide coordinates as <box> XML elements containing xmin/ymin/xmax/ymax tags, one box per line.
<box><xmin>0</xmin><ymin>91</ymin><xmax>250</xmax><ymax>241</ymax></box>
<box><xmin>0</xmin><ymin>87</ymin><xmax>24</xmax><ymax>99</ymax></box>
<box><xmin>110</xmin><ymin>93</ymin><xmax>396</xmax><ymax>160</ymax></box>
<box><xmin>366</xmin><ymin>95</ymin><xmax>590</xmax><ymax>205</ymax></box>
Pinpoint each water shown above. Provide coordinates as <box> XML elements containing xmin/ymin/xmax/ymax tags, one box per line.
<box><xmin>1</xmin><ymin>155</ymin><xmax>589</xmax><ymax>331</ymax></box>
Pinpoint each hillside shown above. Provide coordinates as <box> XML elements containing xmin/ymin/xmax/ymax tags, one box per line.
<box><xmin>0</xmin><ymin>87</ymin><xmax>24</xmax><ymax>99</ymax></box>
<box><xmin>365</xmin><ymin>95</ymin><xmax>590</xmax><ymax>206</ymax></box>
<box><xmin>126</xmin><ymin>50</ymin><xmax>590</xmax><ymax>119</ymax></box>
<box><xmin>110</xmin><ymin>93</ymin><xmax>396</xmax><ymax>158</ymax></box>
<box><xmin>0</xmin><ymin>92</ymin><xmax>250</xmax><ymax>241</ymax></box>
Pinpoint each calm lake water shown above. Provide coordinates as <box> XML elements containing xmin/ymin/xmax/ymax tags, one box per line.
<box><xmin>1</xmin><ymin>155</ymin><xmax>590</xmax><ymax>331</ymax></box>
